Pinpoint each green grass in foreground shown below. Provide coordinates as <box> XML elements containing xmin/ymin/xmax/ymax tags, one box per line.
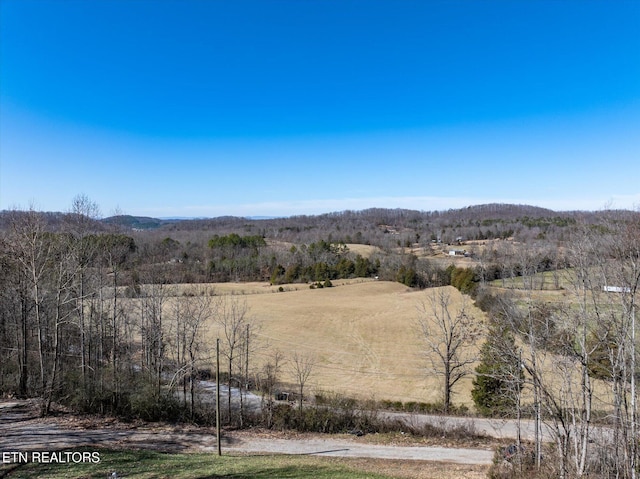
<box><xmin>0</xmin><ymin>448</ymin><xmax>399</xmax><ymax>479</ymax></box>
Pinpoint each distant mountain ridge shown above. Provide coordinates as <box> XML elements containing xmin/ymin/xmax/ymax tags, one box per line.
<box><xmin>96</xmin><ymin>204</ymin><xmax>601</xmax><ymax>231</ymax></box>
<box><xmin>101</xmin><ymin>215</ymin><xmax>180</xmax><ymax>230</ymax></box>
<box><xmin>1</xmin><ymin>203</ymin><xmax>632</xmax><ymax>233</ymax></box>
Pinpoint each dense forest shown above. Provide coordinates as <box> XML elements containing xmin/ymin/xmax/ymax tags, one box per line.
<box><xmin>1</xmin><ymin>199</ymin><xmax>639</xmax><ymax>478</ymax></box>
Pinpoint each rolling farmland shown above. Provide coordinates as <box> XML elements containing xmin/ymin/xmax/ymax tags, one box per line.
<box><xmin>200</xmin><ymin>281</ymin><xmax>484</xmax><ymax>406</ymax></box>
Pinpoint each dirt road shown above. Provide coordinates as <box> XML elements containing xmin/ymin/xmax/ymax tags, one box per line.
<box><xmin>0</xmin><ymin>400</ymin><xmax>495</xmax><ymax>466</ymax></box>
<box><xmin>380</xmin><ymin>410</ymin><xmax>554</xmax><ymax>442</ymax></box>
<box><xmin>221</xmin><ymin>435</ymin><xmax>493</xmax><ymax>464</ymax></box>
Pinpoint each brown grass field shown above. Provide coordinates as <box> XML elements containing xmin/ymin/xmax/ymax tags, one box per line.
<box><xmin>201</xmin><ymin>281</ymin><xmax>484</xmax><ymax>406</ymax></box>
<box><xmin>203</xmin><ymin>279</ymin><xmax>614</xmax><ymax>410</ymax></box>
<box><xmin>344</xmin><ymin>243</ymin><xmax>383</xmax><ymax>257</ymax></box>
<box><xmin>130</xmin><ymin>276</ymin><xmax>615</xmax><ymax>411</ymax></box>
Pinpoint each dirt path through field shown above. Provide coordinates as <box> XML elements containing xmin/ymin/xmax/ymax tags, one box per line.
<box><xmin>0</xmin><ymin>400</ymin><xmax>494</xmax><ymax>466</ymax></box>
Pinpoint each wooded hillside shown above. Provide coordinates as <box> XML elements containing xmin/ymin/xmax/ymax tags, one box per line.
<box><xmin>1</xmin><ymin>201</ymin><xmax>639</xmax><ymax>478</ymax></box>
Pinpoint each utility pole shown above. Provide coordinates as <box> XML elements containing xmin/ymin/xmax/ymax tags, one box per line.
<box><xmin>517</xmin><ymin>348</ymin><xmax>522</xmax><ymax>451</ymax></box>
<box><xmin>631</xmin><ymin>303</ymin><xmax>636</xmax><ymax>479</ymax></box>
<box><xmin>245</xmin><ymin>324</ymin><xmax>250</xmax><ymax>391</ymax></box>
<box><xmin>216</xmin><ymin>338</ymin><xmax>221</xmax><ymax>456</ymax></box>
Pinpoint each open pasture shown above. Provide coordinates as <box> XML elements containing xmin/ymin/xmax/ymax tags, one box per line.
<box><xmin>489</xmin><ymin>268</ymin><xmax>574</xmax><ymax>291</ymax></box>
<box><xmin>344</xmin><ymin>243</ymin><xmax>384</xmax><ymax>258</ymax></box>
<box><xmin>131</xmin><ymin>278</ymin><xmax>617</xmax><ymax>411</ymax></box>
<box><xmin>199</xmin><ymin>280</ymin><xmax>615</xmax><ymax>412</ymax></box>
<box><xmin>201</xmin><ymin>282</ymin><xmax>484</xmax><ymax>406</ymax></box>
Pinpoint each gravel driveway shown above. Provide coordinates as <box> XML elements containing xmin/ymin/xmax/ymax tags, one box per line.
<box><xmin>0</xmin><ymin>400</ymin><xmax>493</xmax><ymax>465</ymax></box>
<box><xmin>221</xmin><ymin>436</ymin><xmax>493</xmax><ymax>464</ymax></box>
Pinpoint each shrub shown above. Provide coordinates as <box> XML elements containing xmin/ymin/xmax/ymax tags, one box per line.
<box><xmin>449</xmin><ymin>266</ymin><xmax>478</xmax><ymax>294</ymax></box>
<box><xmin>128</xmin><ymin>385</ymin><xmax>184</xmax><ymax>422</ymax></box>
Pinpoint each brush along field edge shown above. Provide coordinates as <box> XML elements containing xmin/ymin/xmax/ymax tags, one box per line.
<box><xmin>121</xmin><ymin>280</ymin><xmax>613</xmax><ymax>410</ymax></box>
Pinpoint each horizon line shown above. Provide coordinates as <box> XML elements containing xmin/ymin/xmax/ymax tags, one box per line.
<box><xmin>4</xmin><ymin>199</ymin><xmax>638</xmax><ymax>221</ymax></box>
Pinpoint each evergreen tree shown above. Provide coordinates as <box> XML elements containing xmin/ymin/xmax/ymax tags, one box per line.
<box><xmin>471</xmin><ymin>321</ymin><xmax>522</xmax><ymax>417</ymax></box>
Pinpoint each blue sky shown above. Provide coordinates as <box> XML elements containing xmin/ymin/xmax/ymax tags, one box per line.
<box><xmin>1</xmin><ymin>0</ymin><xmax>639</xmax><ymax>217</ymax></box>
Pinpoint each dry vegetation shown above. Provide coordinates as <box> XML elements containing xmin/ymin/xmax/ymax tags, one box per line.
<box><xmin>160</xmin><ymin>278</ymin><xmax>614</xmax><ymax>412</ymax></box>
<box><xmin>344</xmin><ymin>243</ymin><xmax>384</xmax><ymax>258</ymax></box>
<box><xmin>159</xmin><ymin>282</ymin><xmax>484</xmax><ymax>406</ymax></box>
<box><xmin>3</xmin><ymin>205</ymin><xmax>638</xmax><ymax>477</ymax></box>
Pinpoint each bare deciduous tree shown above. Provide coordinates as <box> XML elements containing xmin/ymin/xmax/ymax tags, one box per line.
<box><xmin>171</xmin><ymin>286</ymin><xmax>212</xmax><ymax>419</ymax></box>
<box><xmin>67</xmin><ymin>194</ymin><xmax>101</xmax><ymax>407</ymax></box>
<box><xmin>596</xmin><ymin>211</ymin><xmax>640</xmax><ymax>478</ymax></box>
<box><xmin>215</xmin><ymin>296</ymin><xmax>256</xmax><ymax>424</ymax></box>
<box><xmin>139</xmin><ymin>282</ymin><xmax>171</xmax><ymax>397</ymax></box>
<box><xmin>290</xmin><ymin>351</ymin><xmax>316</xmax><ymax>413</ymax></box>
<box><xmin>8</xmin><ymin>207</ymin><xmax>52</xmax><ymax>411</ymax></box>
<box><xmin>259</xmin><ymin>349</ymin><xmax>283</xmax><ymax>428</ymax></box>
<box><xmin>417</xmin><ymin>287</ymin><xmax>480</xmax><ymax>413</ymax></box>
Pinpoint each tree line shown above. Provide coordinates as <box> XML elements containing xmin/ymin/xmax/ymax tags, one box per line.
<box><xmin>406</xmin><ymin>210</ymin><xmax>640</xmax><ymax>478</ymax></box>
<box><xmin>461</xmin><ymin>215</ymin><xmax>640</xmax><ymax>479</ymax></box>
<box><xmin>2</xmin><ymin>198</ymin><xmax>639</xmax><ymax>478</ymax></box>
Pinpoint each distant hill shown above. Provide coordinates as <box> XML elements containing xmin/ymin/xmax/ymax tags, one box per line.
<box><xmin>101</xmin><ymin>215</ymin><xmax>179</xmax><ymax>230</ymax></box>
<box><xmin>0</xmin><ymin>210</ymin><xmax>106</xmax><ymax>232</ymax></box>
<box><xmin>456</xmin><ymin>203</ymin><xmax>557</xmax><ymax>217</ymax></box>
<box><xmin>2</xmin><ymin>204</ymin><xmax>632</xmax><ymax>236</ymax></box>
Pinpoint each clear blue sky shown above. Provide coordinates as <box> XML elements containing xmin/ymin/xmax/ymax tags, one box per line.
<box><xmin>1</xmin><ymin>0</ymin><xmax>639</xmax><ymax>217</ymax></box>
